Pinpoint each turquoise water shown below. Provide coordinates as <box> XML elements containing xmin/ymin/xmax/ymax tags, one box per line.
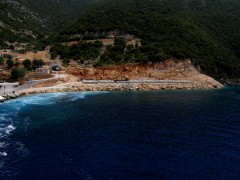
<box><xmin>0</xmin><ymin>87</ymin><xmax>240</xmax><ymax>179</ymax></box>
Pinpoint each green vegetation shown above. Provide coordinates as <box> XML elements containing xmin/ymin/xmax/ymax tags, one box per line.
<box><xmin>18</xmin><ymin>0</ymin><xmax>100</xmax><ymax>29</ymax></box>
<box><xmin>59</xmin><ymin>0</ymin><xmax>240</xmax><ymax>78</ymax></box>
<box><xmin>22</xmin><ymin>59</ymin><xmax>32</xmax><ymax>70</ymax></box>
<box><xmin>0</xmin><ymin>1</ymin><xmax>43</xmax><ymax>49</ymax></box>
<box><xmin>96</xmin><ymin>38</ymin><xmax>126</xmax><ymax>66</ymax></box>
<box><xmin>0</xmin><ymin>57</ymin><xmax>4</xmax><ymax>65</ymax></box>
<box><xmin>32</xmin><ymin>59</ymin><xmax>44</xmax><ymax>69</ymax></box>
<box><xmin>50</xmin><ymin>41</ymin><xmax>103</xmax><ymax>61</ymax></box>
<box><xmin>63</xmin><ymin>58</ymin><xmax>70</xmax><ymax>66</ymax></box>
<box><xmin>1</xmin><ymin>0</ymin><xmax>240</xmax><ymax>79</ymax></box>
<box><xmin>11</xmin><ymin>68</ymin><xmax>27</xmax><ymax>80</ymax></box>
<box><xmin>6</xmin><ymin>59</ymin><xmax>14</xmax><ymax>69</ymax></box>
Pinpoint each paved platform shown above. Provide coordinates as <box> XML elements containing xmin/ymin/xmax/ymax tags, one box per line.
<box><xmin>0</xmin><ymin>82</ymin><xmax>19</xmax><ymax>96</ymax></box>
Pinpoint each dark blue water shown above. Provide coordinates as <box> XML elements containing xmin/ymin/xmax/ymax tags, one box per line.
<box><xmin>1</xmin><ymin>87</ymin><xmax>240</xmax><ymax>179</ymax></box>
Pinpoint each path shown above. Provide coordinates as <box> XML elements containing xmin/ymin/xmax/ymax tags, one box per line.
<box><xmin>20</xmin><ymin>74</ymin><xmax>67</xmax><ymax>91</ymax></box>
<box><xmin>0</xmin><ymin>74</ymin><xmax>67</xmax><ymax>96</ymax></box>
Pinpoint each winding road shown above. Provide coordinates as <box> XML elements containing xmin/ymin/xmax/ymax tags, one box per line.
<box><xmin>0</xmin><ymin>74</ymin><xmax>67</xmax><ymax>96</ymax></box>
<box><xmin>19</xmin><ymin>74</ymin><xmax>67</xmax><ymax>90</ymax></box>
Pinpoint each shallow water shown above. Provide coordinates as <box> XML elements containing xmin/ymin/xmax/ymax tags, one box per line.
<box><xmin>0</xmin><ymin>88</ymin><xmax>240</xmax><ymax>179</ymax></box>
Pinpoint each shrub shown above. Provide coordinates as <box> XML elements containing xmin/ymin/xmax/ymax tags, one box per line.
<box><xmin>62</xmin><ymin>58</ymin><xmax>70</xmax><ymax>65</ymax></box>
<box><xmin>22</xmin><ymin>59</ymin><xmax>32</xmax><ymax>70</ymax></box>
<box><xmin>6</xmin><ymin>59</ymin><xmax>14</xmax><ymax>69</ymax></box>
<box><xmin>11</xmin><ymin>68</ymin><xmax>26</xmax><ymax>79</ymax></box>
<box><xmin>0</xmin><ymin>57</ymin><xmax>4</xmax><ymax>65</ymax></box>
<box><xmin>9</xmin><ymin>45</ymin><xmax>15</xmax><ymax>50</ymax></box>
<box><xmin>32</xmin><ymin>59</ymin><xmax>44</xmax><ymax>69</ymax></box>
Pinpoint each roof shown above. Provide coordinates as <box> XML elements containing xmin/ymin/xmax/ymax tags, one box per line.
<box><xmin>36</xmin><ymin>66</ymin><xmax>49</xmax><ymax>70</ymax></box>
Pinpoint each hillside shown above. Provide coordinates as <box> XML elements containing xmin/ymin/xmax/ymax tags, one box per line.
<box><xmin>1</xmin><ymin>0</ymin><xmax>240</xmax><ymax>79</ymax></box>
<box><xmin>0</xmin><ymin>0</ymin><xmax>98</xmax><ymax>49</ymax></box>
<box><xmin>0</xmin><ymin>0</ymin><xmax>45</xmax><ymax>48</ymax></box>
<box><xmin>17</xmin><ymin>0</ymin><xmax>100</xmax><ymax>28</ymax></box>
<box><xmin>57</xmin><ymin>0</ymin><xmax>240</xmax><ymax>78</ymax></box>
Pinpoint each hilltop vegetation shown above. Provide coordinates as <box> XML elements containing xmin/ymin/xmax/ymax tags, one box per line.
<box><xmin>58</xmin><ymin>0</ymin><xmax>240</xmax><ymax>78</ymax></box>
<box><xmin>0</xmin><ymin>0</ymin><xmax>97</xmax><ymax>49</ymax></box>
<box><xmin>0</xmin><ymin>0</ymin><xmax>44</xmax><ymax>49</ymax></box>
<box><xmin>17</xmin><ymin>0</ymin><xmax>100</xmax><ymax>28</ymax></box>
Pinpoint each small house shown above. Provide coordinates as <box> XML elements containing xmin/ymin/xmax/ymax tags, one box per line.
<box><xmin>36</xmin><ymin>66</ymin><xmax>50</xmax><ymax>75</ymax></box>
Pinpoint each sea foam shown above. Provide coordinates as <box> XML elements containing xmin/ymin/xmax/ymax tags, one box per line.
<box><xmin>0</xmin><ymin>152</ymin><xmax>7</xmax><ymax>157</ymax></box>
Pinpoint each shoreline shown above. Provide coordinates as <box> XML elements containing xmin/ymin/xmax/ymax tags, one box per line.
<box><xmin>1</xmin><ymin>78</ymin><xmax>224</xmax><ymax>102</ymax></box>
<box><xmin>21</xmin><ymin>81</ymin><xmax>223</xmax><ymax>95</ymax></box>
<box><xmin>1</xmin><ymin>82</ymin><xmax>224</xmax><ymax>102</ymax></box>
<box><xmin>1</xmin><ymin>60</ymin><xmax>225</xmax><ymax>101</ymax></box>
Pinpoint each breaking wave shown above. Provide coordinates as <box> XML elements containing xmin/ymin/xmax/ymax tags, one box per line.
<box><xmin>0</xmin><ymin>112</ymin><xmax>17</xmax><ymax>169</ymax></box>
<box><xmin>2</xmin><ymin>91</ymin><xmax>108</xmax><ymax>107</ymax></box>
<box><xmin>0</xmin><ymin>91</ymin><xmax>108</xmax><ymax>170</ymax></box>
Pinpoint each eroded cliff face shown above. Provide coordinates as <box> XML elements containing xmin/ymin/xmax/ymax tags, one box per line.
<box><xmin>67</xmin><ymin>60</ymin><xmax>199</xmax><ymax>80</ymax></box>
<box><xmin>66</xmin><ymin>59</ymin><xmax>222</xmax><ymax>88</ymax></box>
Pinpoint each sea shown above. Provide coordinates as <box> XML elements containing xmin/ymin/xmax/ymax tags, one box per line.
<box><xmin>0</xmin><ymin>87</ymin><xmax>240</xmax><ymax>179</ymax></box>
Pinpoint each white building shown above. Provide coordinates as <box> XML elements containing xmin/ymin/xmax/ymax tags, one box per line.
<box><xmin>35</xmin><ymin>66</ymin><xmax>50</xmax><ymax>75</ymax></box>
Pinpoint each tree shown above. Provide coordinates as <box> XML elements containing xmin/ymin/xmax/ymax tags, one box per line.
<box><xmin>62</xmin><ymin>58</ymin><xmax>70</xmax><ymax>65</ymax></box>
<box><xmin>34</xmin><ymin>42</ymin><xmax>46</xmax><ymax>51</ymax></box>
<box><xmin>11</xmin><ymin>68</ymin><xmax>26</xmax><ymax>79</ymax></box>
<box><xmin>32</xmin><ymin>59</ymin><xmax>44</xmax><ymax>69</ymax></box>
<box><xmin>9</xmin><ymin>45</ymin><xmax>15</xmax><ymax>50</ymax></box>
<box><xmin>6</xmin><ymin>59</ymin><xmax>14</xmax><ymax>69</ymax></box>
<box><xmin>14</xmin><ymin>60</ymin><xmax>21</xmax><ymax>67</ymax></box>
<box><xmin>6</xmin><ymin>54</ymin><xmax>12</xmax><ymax>59</ymax></box>
<box><xmin>22</xmin><ymin>59</ymin><xmax>32</xmax><ymax>70</ymax></box>
<box><xmin>0</xmin><ymin>57</ymin><xmax>4</xmax><ymax>65</ymax></box>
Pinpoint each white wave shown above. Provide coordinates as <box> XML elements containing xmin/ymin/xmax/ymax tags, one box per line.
<box><xmin>0</xmin><ymin>152</ymin><xmax>7</xmax><ymax>156</ymax></box>
<box><xmin>67</xmin><ymin>92</ymin><xmax>88</xmax><ymax>101</ymax></box>
<box><xmin>0</xmin><ymin>161</ymin><xmax>4</xmax><ymax>169</ymax></box>
<box><xmin>67</xmin><ymin>91</ymin><xmax>108</xmax><ymax>102</ymax></box>
<box><xmin>0</xmin><ymin>113</ymin><xmax>12</xmax><ymax>121</ymax></box>
<box><xmin>5</xmin><ymin>125</ymin><xmax>15</xmax><ymax>134</ymax></box>
<box><xmin>0</xmin><ymin>91</ymin><xmax>108</xmax><ymax>139</ymax></box>
<box><xmin>0</xmin><ymin>142</ymin><xmax>7</xmax><ymax>148</ymax></box>
<box><xmin>1</xmin><ymin>92</ymin><xmax>109</xmax><ymax>109</ymax></box>
<box><xmin>0</xmin><ymin>124</ymin><xmax>16</xmax><ymax>138</ymax></box>
<box><xmin>21</xmin><ymin>91</ymin><xmax>108</xmax><ymax>104</ymax></box>
<box><xmin>0</xmin><ymin>116</ymin><xmax>7</xmax><ymax>122</ymax></box>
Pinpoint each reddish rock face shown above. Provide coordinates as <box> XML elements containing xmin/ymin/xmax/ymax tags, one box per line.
<box><xmin>66</xmin><ymin>59</ymin><xmax>197</xmax><ymax>81</ymax></box>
